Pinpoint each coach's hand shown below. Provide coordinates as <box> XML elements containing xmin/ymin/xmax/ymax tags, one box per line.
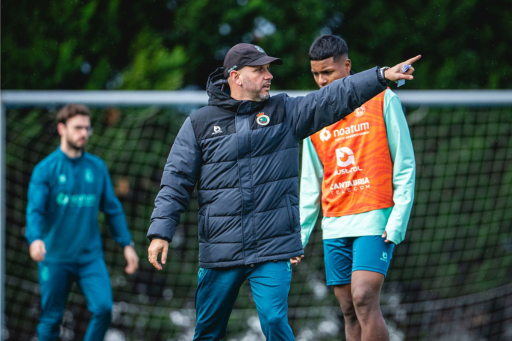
<box><xmin>29</xmin><ymin>239</ymin><xmax>46</xmax><ymax>262</ymax></box>
<box><xmin>381</xmin><ymin>231</ymin><xmax>395</xmax><ymax>244</ymax></box>
<box><xmin>148</xmin><ymin>238</ymin><xmax>169</xmax><ymax>270</ymax></box>
<box><xmin>290</xmin><ymin>255</ymin><xmax>304</xmax><ymax>266</ymax></box>
<box><xmin>124</xmin><ymin>245</ymin><xmax>139</xmax><ymax>274</ymax></box>
<box><xmin>384</xmin><ymin>55</ymin><xmax>421</xmax><ymax>82</ymax></box>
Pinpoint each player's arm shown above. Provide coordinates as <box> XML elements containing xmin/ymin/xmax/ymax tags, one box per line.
<box><xmin>381</xmin><ymin>89</ymin><xmax>416</xmax><ymax>244</ymax></box>
<box><xmin>147</xmin><ymin>117</ymin><xmax>201</xmax><ymax>270</ymax></box>
<box><xmin>300</xmin><ymin>138</ymin><xmax>324</xmax><ymax>249</ymax></box>
<box><xmin>291</xmin><ymin>138</ymin><xmax>324</xmax><ymax>266</ymax></box>
<box><xmin>285</xmin><ymin>56</ymin><xmax>420</xmax><ymax>140</ymax></box>
<box><xmin>100</xmin><ymin>162</ymin><xmax>139</xmax><ymax>274</ymax></box>
<box><xmin>26</xmin><ymin>164</ymin><xmax>49</xmax><ymax>262</ymax></box>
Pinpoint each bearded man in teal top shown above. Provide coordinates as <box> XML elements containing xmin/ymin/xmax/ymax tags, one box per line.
<box><xmin>26</xmin><ymin>105</ymin><xmax>140</xmax><ymax>340</ymax></box>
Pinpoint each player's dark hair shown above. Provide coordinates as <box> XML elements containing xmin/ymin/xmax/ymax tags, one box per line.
<box><xmin>309</xmin><ymin>35</ymin><xmax>349</xmax><ymax>62</ymax></box>
<box><xmin>56</xmin><ymin>104</ymin><xmax>90</xmax><ymax>125</ymax></box>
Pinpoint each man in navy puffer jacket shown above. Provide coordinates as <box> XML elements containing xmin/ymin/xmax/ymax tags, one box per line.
<box><xmin>147</xmin><ymin>43</ymin><xmax>419</xmax><ymax>340</ymax></box>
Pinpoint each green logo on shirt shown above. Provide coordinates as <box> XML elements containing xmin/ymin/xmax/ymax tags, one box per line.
<box><xmin>198</xmin><ymin>268</ymin><xmax>206</xmax><ymax>279</ymax></box>
<box><xmin>58</xmin><ymin>174</ymin><xmax>66</xmax><ymax>184</ymax></box>
<box><xmin>41</xmin><ymin>266</ymin><xmax>50</xmax><ymax>281</ymax></box>
<box><xmin>85</xmin><ymin>168</ymin><xmax>94</xmax><ymax>183</ymax></box>
<box><xmin>56</xmin><ymin>193</ymin><xmax>70</xmax><ymax>205</ymax></box>
<box><xmin>56</xmin><ymin>193</ymin><xmax>96</xmax><ymax>207</ymax></box>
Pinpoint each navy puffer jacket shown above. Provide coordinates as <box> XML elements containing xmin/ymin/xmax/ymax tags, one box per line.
<box><xmin>148</xmin><ymin>67</ymin><xmax>387</xmax><ymax>268</ymax></box>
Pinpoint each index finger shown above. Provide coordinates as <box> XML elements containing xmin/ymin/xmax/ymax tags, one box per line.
<box><xmin>405</xmin><ymin>55</ymin><xmax>421</xmax><ymax>65</ymax></box>
<box><xmin>161</xmin><ymin>244</ymin><xmax>169</xmax><ymax>265</ymax></box>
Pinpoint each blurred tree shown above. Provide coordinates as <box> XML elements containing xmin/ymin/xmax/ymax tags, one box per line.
<box><xmin>1</xmin><ymin>0</ymin><xmax>511</xmax><ymax>90</ymax></box>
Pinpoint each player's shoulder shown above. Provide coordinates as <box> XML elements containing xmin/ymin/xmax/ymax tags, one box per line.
<box><xmin>383</xmin><ymin>88</ymin><xmax>400</xmax><ymax>102</ymax></box>
<box><xmin>33</xmin><ymin>149</ymin><xmax>60</xmax><ymax>171</ymax></box>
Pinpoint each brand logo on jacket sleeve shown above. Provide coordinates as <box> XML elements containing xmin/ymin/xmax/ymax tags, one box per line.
<box><xmin>256</xmin><ymin>112</ymin><xmax>270</xmax><ymax>126</ymax></box>
<box><xmin>212</xmin><ymin>126</ymin><xmax>223</xmax><ymax>134</ymax></box>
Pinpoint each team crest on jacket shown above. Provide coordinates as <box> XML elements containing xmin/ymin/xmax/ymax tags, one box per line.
<box><xmin>256</xmin><ymin>112</ymin><xmax>270</xmax><ymax>126</ymax></box>
<box><xmin>354</xmin><ymin>105</ymin><xmax>366</xmax><ymax>117</ymax></box>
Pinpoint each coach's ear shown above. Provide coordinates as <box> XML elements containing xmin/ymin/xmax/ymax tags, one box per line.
<box><xmin>229</xmin><ymin>69</ymin><xmax>243</xmax><ymax>87</ymax></box>
<box><xmin>57</xmin><ymin>122</ymin><xmax>66</xmax><ymax>137</ymax></box>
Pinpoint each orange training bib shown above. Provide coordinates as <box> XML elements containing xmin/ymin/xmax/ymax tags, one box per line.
<box><xmin>309</xmin><ymin>90</ymin><xmax>394</xmax><ymax>216</ymax></box>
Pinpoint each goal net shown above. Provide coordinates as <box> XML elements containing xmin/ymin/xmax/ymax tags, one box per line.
<box><xmin>4</xmin><ymin>96</ymin><xmax>512</xmax><ymax>341</ymax></box>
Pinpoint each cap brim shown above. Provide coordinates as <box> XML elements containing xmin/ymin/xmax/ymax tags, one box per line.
<box><xmin>246</xmin><ymin>56</ymin><xmax>283</xmax><ymax>66</ymax></box>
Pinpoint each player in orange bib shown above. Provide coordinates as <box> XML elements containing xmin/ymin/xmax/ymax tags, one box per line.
<box><xmin>300</xmin><ymin>35</ymin><xmax>416</xmax><ymax>340</ymax></box>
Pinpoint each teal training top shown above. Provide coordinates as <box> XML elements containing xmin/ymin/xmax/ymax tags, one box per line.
<box><xmin>26</xmin><ymin>147</ymin><xmax>132</xmax><ymax>263</ymax></box>
<box><xmin>300</xmin><ymin>89</ymin><xmax>415</xmax><ymax>246</ymax></box>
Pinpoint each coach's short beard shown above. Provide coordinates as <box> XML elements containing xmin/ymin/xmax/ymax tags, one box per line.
<box><xmin>67</xmin><ymin>138</ymin><xmax>85</xmax><ymax>151</ymax></box>
<box><xmin>244</xmin><ymin>80</ymin><xmax>270</xmax><ymax>102</ymax></box>
<box><xmin>258</xmin><ymin>91</ymin><xmax>270</xmax><ymax>101</ymax></box>
<box><xmin>246</xmin><ymin>88</ymin><xmax>270</xmax><ymax>102</ymax></box>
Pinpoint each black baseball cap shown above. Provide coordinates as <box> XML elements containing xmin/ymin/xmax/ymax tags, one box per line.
<box><xmin>223</xmin><ymin>43</ymin><xmax>283</xmax><ymax>78</ymax></box>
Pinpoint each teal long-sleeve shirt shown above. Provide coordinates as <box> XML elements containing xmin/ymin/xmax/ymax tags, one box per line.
<box><xmin>300</xmin><ymin>89</ymin><xmax>415</xmax><ymax>246</ymax></box>
<box><xmin>26</xmin><ymin>147</ymin><xmax>132</xmax><ymax>263</ymax></box>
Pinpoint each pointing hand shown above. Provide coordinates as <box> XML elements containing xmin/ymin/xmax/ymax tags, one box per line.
<box><xmin>384</xmin><ymin>55</ymin><xmax>421</xmax><ymax>82</ymax></box>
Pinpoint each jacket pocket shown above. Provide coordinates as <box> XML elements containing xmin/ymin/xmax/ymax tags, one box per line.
<box><xmin>198</xmin><ymin>206</ymin><xmax>211</xmax><ymax>242</ymax></box>
<box><xmin>204</xmin><ymin>205</ymin><xmax>211</xmax><ymax>241</ymax></box>
<box><xmin>198</xmin><ymin>214</ymin><xmax>205</xmax><ymax>242</ymax></box>
<box><xmin>285</xmin><ymin>194</ymin><xmax>295</xmax><ymax>233</ymax></box>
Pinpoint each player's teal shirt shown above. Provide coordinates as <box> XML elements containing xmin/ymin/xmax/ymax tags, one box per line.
<box><xmin>26</xmin><ymin>147</ymin><xmax>132</xmax><ymax>263</ymax></box>
<box><xmin>300</xmin><ymin>89</ymin><xmax>415</xmax><ymax>246</ymax></box>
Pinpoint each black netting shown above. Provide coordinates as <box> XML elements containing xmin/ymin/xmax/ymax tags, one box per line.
<box><xmin>5</xmin><ymin>105</ymin><xmax>512</xmax><ymax>341</ymax></box>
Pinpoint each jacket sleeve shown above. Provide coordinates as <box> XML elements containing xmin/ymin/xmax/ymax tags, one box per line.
<box><xmin>284</xmin><ymin>67</ymin><xmax>387</xmax><ymax>140</ymax></box>
<box><xmin>25</xmin><ymin>163</ymin><xmax>49</xmax><ymax>245</ymax></box>
<box><xmin>383</xmin><ymin>89</ymin><xmax>416</xmax><ymax>244</ymax></box>
<box><xmin>300</xmin><ymin>137</ymin><xmax>324</xmax><ymax>248</ymax></box>
<box><xmin>100</xmin><ymin>161</ymin><xmax>133</xmax><ymax>247</ymax></box>
<box><xmin>147</xmin><ymin>118</ymin><xmax>201</xmax><ymax>242</ymax></box>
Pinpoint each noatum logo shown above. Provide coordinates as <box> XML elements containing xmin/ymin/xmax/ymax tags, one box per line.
<box><xmin>333</xmin><ymin>122</ymin><xmax>370</xmax><ymax>137</ymax></box>
<box><xmin>319</xmin><ymin>128</ymin><xmax>331</xmax><ymax>142</ymax></box>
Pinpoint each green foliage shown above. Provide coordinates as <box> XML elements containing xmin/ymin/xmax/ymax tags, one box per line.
<box><xmin>2</xmin><ymin>0</ymin><xmax>511</xmax><ymax>90</ymax></box>
<box><xmin>120</xmin><ymin>29</ymin><xmax>188</xmax><ymax>90</ymax></box>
